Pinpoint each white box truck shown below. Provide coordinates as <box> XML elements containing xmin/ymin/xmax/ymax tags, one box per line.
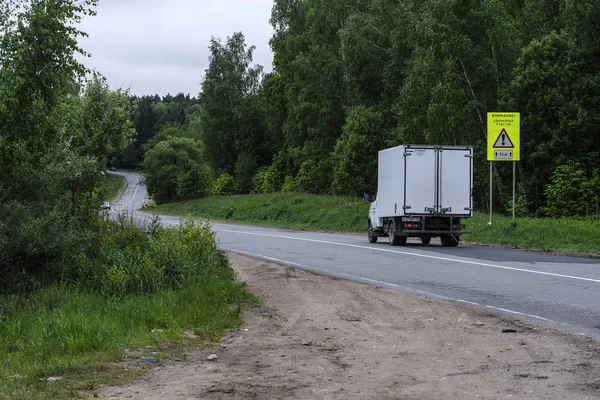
<box><xmin>368</xmin><ymin>145</ymin><xmax>473</xmax><ymax>247</ymax></box>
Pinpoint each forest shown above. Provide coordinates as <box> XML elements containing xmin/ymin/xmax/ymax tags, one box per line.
<box><xmin>0</xmin><ymin>1</ymin><xmax>598</xmax><ymax>395</ymax></box>
<box><xmin>126</xmin><ymin>0</ymin><xmax>600</xmax><ymax>219</ymax></box>
<box><xmin>2</xmin><ymin>0</ymin><xmax>600</xmax><ymax>288</ymax></box>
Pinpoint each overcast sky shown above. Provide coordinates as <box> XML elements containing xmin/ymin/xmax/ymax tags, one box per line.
<box><xmin>78</xmin><ymin>0</ymin><xmax>275</xmax><ymax>97</ymax></box>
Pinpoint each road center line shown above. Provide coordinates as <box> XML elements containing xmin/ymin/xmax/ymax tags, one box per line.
<box><xmin>215</xmin><ymin>228</ymin><xmax>600</xmax><ymax>284</ymax></box>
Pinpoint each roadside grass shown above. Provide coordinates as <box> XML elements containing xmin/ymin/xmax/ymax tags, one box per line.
<box><xmin>154</xmin><ymin>192</ymin><xmax>600</xmax><ymax>257</ymax></box>
<box><xmin>467</xmin><ymin>213</ymin><xmax>600</xmax><ymax>257</ymax></box>
<box><xmin>112</xmin><ymin>168</ymin><xmax>140</xmax><ymax>174</ymax></box>
<box><xmin>0</xmin><ymin>216</ymin><xmax>258</xmax><ymax>400</ymax></box>
<box><xmin>155</xmin><ymin>192</ymin><xmax>370</xmax><ymax>233</ymax></box>
<box><xmin>0</xmin><ymin>279</ymin><xmax>256</xmax><ymax>400</ymax></box>
<box><xmin>104</xmin><ymin>174</ymin><xmax>126</xmax><ymax>202</ymax></box>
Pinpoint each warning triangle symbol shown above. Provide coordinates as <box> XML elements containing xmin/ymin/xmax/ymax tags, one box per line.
<box><xmin>493</xmin><ymin>128</ymin><xmax>515</xmax><ymax>148</ymax></box>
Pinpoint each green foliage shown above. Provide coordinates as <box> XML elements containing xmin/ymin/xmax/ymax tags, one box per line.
<box><xmin>141</xmin><ymin>132</ymin><xmax>208</xmax><ymax>204</ymax></box>
<box><xmin>104</xmin><ymin>174</ymin><xmax>127</xmax><ymax>202</ymax></box>
<box><xmin>0</xmin><ymin>1</ymin><xmax>135</xmax><ymax>290</ymax></box>
<box><xmin>155</xmin><ymin>193</ymin><xmax>600</xmax><ymax>257</ymax></box>
<box><xmin>252</xmin><ymin>165</ymin><xmax>281</xmax><ymax>194</ymax></box>
<box><xmin>331</xmin><ymin>106</ymin><xmax>387</xmax><ymax>196</ymax></box>
<box><xmin>156</xmin><ymin>192</ymin><xmax>370</xmax><ymax>232</ymax></box>
<box><xmin>61</xmin><ymin>217</ymin><xmax>231</xmax><ymax>297</ymax></box>
<box><xmin>505</xmin><ymin>193</ymin><xmax>530</xmax><ymax>218</ymax></box>
<box><xmin>200</xmin><ymin>32</ymin><xmax>270</xmax><ymax>179</ymax></box>
<box><xmin>468</xmin><ymin>212</ymin><xmax>600</xmax><ymax>257</ymax></box>
<box><xmin>77</xmin><ymin>75</ymin><xmax>135</xmax><ymax>160</ymax></box>
<box><xmin>177</xmin><ymin>164</ymin><xmax>212</xmax><ymax>201</ymax></box>
<box><xmin>281</xmin><ymin>175</ymin><xmax>298</xmax><ymax>192</ymax></box>
<box><xmin>541</xmin><ymin>162</ymin><xmax>599</xmax><ymax>218</ymax></box>
<box><xmin>0</xmin><ymin>266</ymin><xmax>255</xmax><ymax>399</ymax></box>
<box><xmin>212</xmin><ymin>173</ymin><xmax>240</xmax><ymax>196</ymax></box>
<box><xmin>505</xmin><ymin>30</ymin><xmax>600</xmax><ymax>210</ymax></box>
<box><xmin>112</xmin><ymin>94</ymin><xmax>202</xmax><ymax>169</ymax></box>
<box><xmin>295</xmin><ymin>158</ymin><xmax>333</xmax><ymax>194</ymax></box>
<box><xmin>235</xmin><ymin>153</ymin><xmax>259</xmax><ymax>193</ymax></box>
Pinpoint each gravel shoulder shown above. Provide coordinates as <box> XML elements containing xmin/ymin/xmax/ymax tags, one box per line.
<box><xmin>99</xmin><ymin>252</ymin><xmax>600</xmax><ymax>399</ymax></box>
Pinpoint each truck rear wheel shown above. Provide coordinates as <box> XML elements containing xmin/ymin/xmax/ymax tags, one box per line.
<box><xmin>368</xmin><ymin>220</ymin><xmax>377</xmax><ymax>243</ymax></box>
<box><xmin>441</xmin><ymin>234</ymin><xmax>459</xmax><ymax>247</ymax></box>
<box><xmin>388</xmin><ymin>221</ymin><xmax>406</xmax><ymax>246</ymax></box>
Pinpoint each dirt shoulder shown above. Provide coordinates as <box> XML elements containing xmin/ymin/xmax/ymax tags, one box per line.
<box><xmin>99</xmin><ymin>252</ymin><xmax>600</xmax><ymax>399</ymax></box>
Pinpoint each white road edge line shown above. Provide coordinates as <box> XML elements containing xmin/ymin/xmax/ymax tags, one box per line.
<box><xmin>215</xmin><ymin>228</ymin><xmax>600</xmax><ymax>284</ymax></box>
<box><xmin>105</xmin><ymin>210</ymin><xmax>565</xmax><ymax>327</ymax></box>
<box><xmin>225</xmin><ymin>248</ymin><xmax>559</xmax><ymax>325</ymax></box>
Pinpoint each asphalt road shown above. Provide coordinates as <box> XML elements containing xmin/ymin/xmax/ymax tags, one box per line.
<box><xmin>109</xmin><ymin>171</ymin><xmax>600</xmax><ymax>339</ymax></box>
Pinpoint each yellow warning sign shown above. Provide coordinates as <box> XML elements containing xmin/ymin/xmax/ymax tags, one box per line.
<box><xmin>487</xmin><ymin>113</ymin><xmax>520</xmax><ymax>161</ymax></box>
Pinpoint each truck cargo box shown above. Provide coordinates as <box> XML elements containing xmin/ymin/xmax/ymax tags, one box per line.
<box><xmin>369</xmin><ymin>145</ymin><xmax>473</xmax><ymax>247</ymax></box>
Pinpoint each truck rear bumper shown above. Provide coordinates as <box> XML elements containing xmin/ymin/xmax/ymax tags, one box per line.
<box><xmin>398</xmin><ymin>230</ymin><xmax>471</xmax><ymax>236</ymax></box>
<box><xmin>373</xmin><ymin>229</ymin><xmax>471</xmax><ymax>237</ymax></box>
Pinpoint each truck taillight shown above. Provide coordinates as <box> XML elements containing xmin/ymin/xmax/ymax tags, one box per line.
<box><xmin>404</xmin><ymin>223</ymin><xmax>421</xmax><ymax>229</ymax></box>
<box><xmin>453</xmin><ymin>224</ymin><xmax>466</xmax><ymax>230</ymax></box>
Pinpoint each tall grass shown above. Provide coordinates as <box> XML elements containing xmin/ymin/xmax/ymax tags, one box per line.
<box><xmin>0</xmin><ymin>216</ymin><xmax>256</xmax><ymax>399</ymax></box>
<box><xmin>154</xmin><ymin>192</ymin><xmax>600</xmax><ymax>257</ymax></box>
<box><xmin>0</xmin><ymin>281</ymin><xmax>254</xmax><ymax>399</ymax></box>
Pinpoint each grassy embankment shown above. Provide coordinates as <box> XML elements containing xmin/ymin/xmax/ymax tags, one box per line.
<box><xmin>0</xmin><ymin>176</ymin><xmax>257</xmax><ymax>400</ymax></box>
<box><xmin>155</xmin><ymin>192</ymin><xmax>600</xmax><ymax>257</ymax></box>
<box><xmin>104</xmin><ymin>173</ymin><xmax>127</xmax><ymax>201</ymax></box>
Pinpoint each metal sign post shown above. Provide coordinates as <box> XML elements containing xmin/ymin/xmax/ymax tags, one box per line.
<box><xmin>513</xmin><ymin>161</ymin><xmax>516</xmax><ymax>220</ymax></box>
<box><xmin>487</xmin><ymin>112</ymin><xmax>521</xmax><ymax>224</ymax></box>
<box><xmin>489</xmin><ymin>162</ymin><xmax>493</xmax><ymax>226</ymax></box>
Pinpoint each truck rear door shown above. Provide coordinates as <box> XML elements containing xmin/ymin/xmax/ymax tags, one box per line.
<box><xmin>438</xmin><ymin>148</ymin><xmax>472</xmax><ymax>216</ymax></box>
<box><xmin>404</xmin><ymin>147</ymin><xmax>437</xmax><ymax>214</ymax></box>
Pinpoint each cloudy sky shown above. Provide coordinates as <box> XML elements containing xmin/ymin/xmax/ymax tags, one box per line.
<box><xmin>78</xmin><ymin>0</ymin><xmax>275</xmax><ymax>97</ymax></box>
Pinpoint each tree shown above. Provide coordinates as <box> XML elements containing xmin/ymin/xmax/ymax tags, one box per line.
<box><xmin>0</xmin><ymin>0</ymin><xmax>138</xmax><ymax>290</ymax></box>
<box><xmin>270</xmin><ymin>0</ymin><xmax>363</xmax><ymax>187</ymax></box>
<box><xmin>200</xmin><ymin>32</ymin><xmax>263</xmax><ymax>176</ymax></box>
<box><xmin>142</xmin><ymin>134</ymin><xmax>208</xmax><ymax>204</ymax></box>
<box><xmin>543</xmin><ymin>162</ymin><xmax>598</xmax><ymax>217</ymax></box>
<box><xmin>505</xmin><ymin>31</ymin><xmax>600</xmax><ymax>211</ymax></box>
<box><xmin>331</xmin><ymin>106</ymin><xmax>387</xmax><ymax>196</ymax></box>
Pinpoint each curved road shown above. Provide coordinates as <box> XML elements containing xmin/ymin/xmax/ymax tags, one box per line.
<box><xmin>110</xmin><ymin>171</ymin><xmax>600</xmax><ymax>339</ymax></box>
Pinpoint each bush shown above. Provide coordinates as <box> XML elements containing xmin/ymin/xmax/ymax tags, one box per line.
<box><xmin>295</xmin><ymin>159</ymin><xmax>332</xmax><ymax>194</ymax></box>
<box><xmin>252</xmin><ymin>165</ymin><xmax>280</xmax><ymax>193</ymax></box>
<box><xmin>542</xmin><ymin>162</ymin><xmax>598</xmax><ymax>218</ymax></box>
<box><xmin>281</xmin><ymin>175</ymin><xmax>297</xmax><ymax>192</ymax></box>
<box><xmin>61</xmin><ymin>216</ymin><xmax>231</xmax><ymax>298</ymax></box>
<box><xmin>212</xmin><ymin>173</ymin><xmax>240</xmax><ymax>196</ymax></box>
<box><xmin>177</xmin><ymin>164</ymin><xmax>212</xmax><ymax>201</ymax></box>
<box><xmin>504</xmin><ymin>191</ymin><xmax>530</xmax><ymax>218</ymax></box>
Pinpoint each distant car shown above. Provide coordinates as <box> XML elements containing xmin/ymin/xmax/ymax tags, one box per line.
<box><xmin>109</xmin><ymin>166</ymin><xmax>117</xmax><ymax>171</ymax></box>
<box><xmin>101</xmin><ymin>201</ymin><xmax>111</xmax><ymax>210</ymax></box>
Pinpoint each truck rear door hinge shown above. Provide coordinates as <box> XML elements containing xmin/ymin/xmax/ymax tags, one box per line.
<box><xmin>464</xmin><ymin>207</ymin><xmax>473</xmax><ymax>211</ymax></box>
<box><xmin>440</xmin><ymin>207</ymin><xmax>452</xmax><ymax>213</ymax></box>
<box><xmin>403</xmin><ymin>206</ymin><xmax>411</xmax><ymax>210</ymax></box>
<box><xmin>425</xmin><ymin>207</ymin><xmax>435</xmax><ymax>213</ymax></box>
